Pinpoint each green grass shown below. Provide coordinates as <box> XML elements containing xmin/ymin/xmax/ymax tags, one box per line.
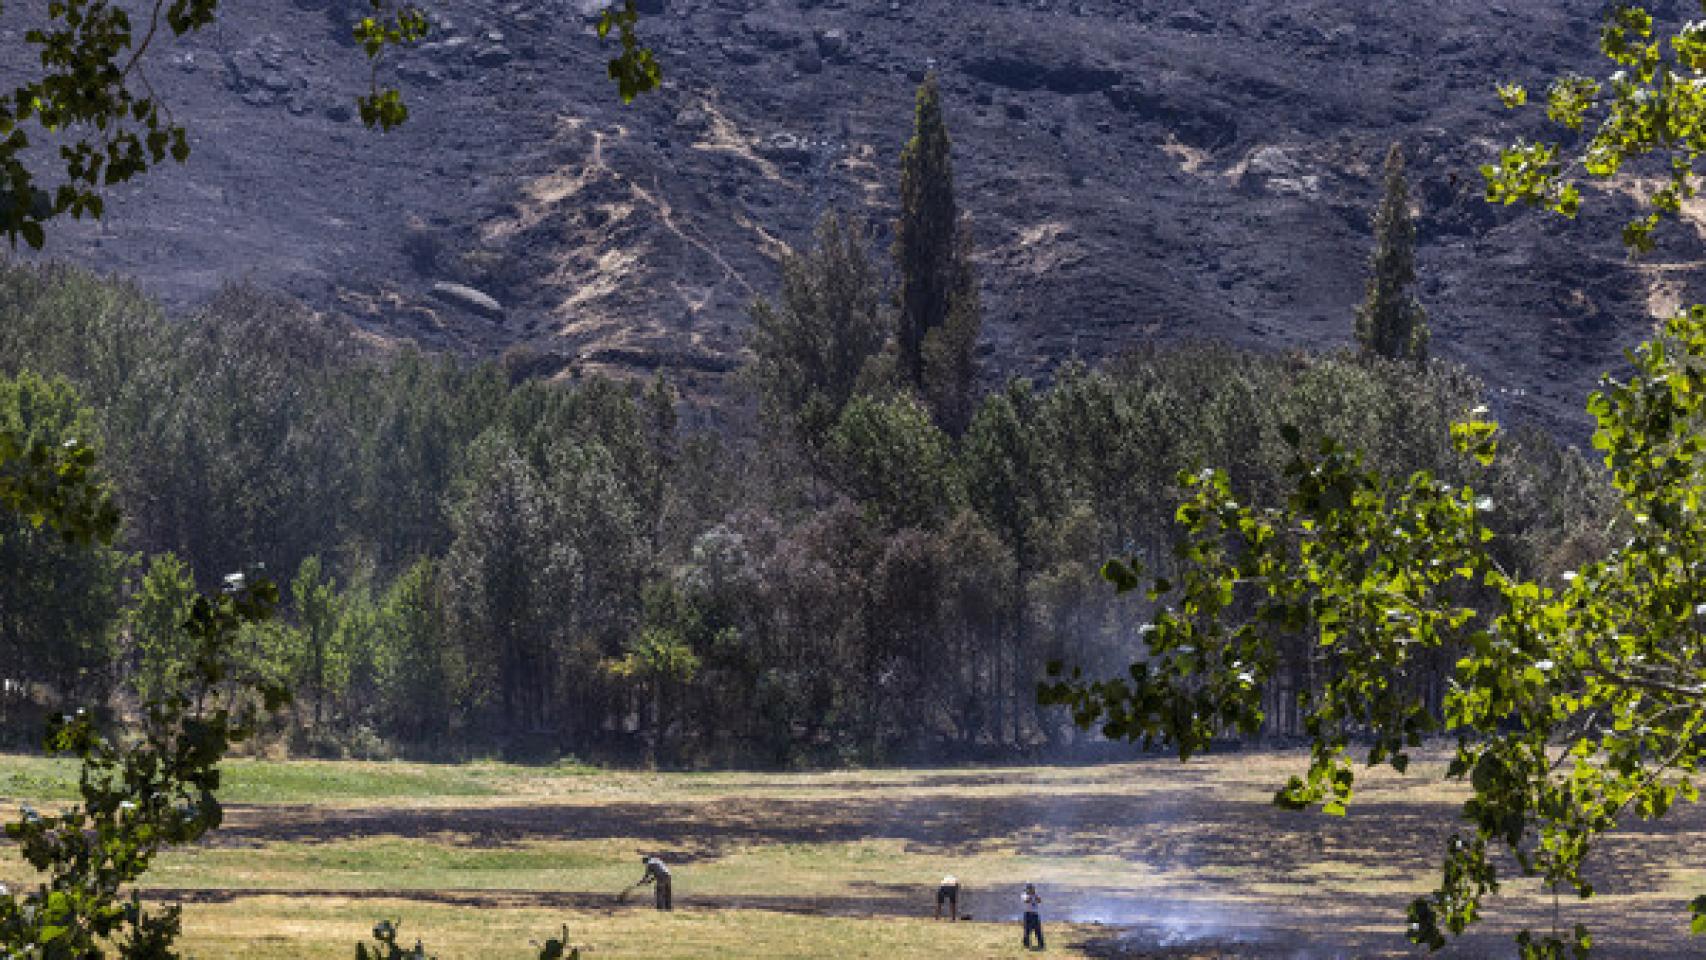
<box><xmin>0</xmin><ymin>755</ymin><xmax>606</xmax><ymax>804</ymax></box>
<box><xmin>129</xmin><ymin>836</ymin><xmax>1154</xmax><ymax>901</ymax></box>
<box><xmin>3</xmin><ymin>751</ymin><xmax>1702</xmax><ymax>957</ymax></box>
<box><xmin>175</xmin><ymin>896</ymin><xmax>1094</xmax><ymax>959</ymax></box>
<box><xmin>0</xmin><ymin>750</ymin><xmax>1323</xmax><ymax>807</ymax></box>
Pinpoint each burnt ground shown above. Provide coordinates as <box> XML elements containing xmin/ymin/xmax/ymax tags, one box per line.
<box><xmin>134</xmin><ymin>881</ymin><xmax>1697</xmax><ymax>959</ymax></box>
<box><xmin>134</xmin><ymin>885</ymin><xmax>1395</xmax><ymax>959</ymax></box>
<box><xmin>144</xmin><ymin>770</ymin><xmax>1706</xmax><ymax>959</ymax></box>
<box><xmin>9</xmin><ymin>0</ymin><xmax>1706</xmax><ymax>436</ymax></box>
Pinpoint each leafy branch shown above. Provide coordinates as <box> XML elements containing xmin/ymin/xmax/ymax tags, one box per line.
<box><xmin>355</xmin><ymin>919</ymin><xmax>582</xmax><ymax>960</ymax></box>
<box><xmin>0</xmin><ymin>0</ymin><xmax>658</xmax><ymax>246</ymax></box>
<box><xmin>0</xmin><ymin>572</ymin><xmax>288</xmax><ymax>959</ymax></box>
<box><xmin>1043</xmin><ymin>307</ymin><xmax>1706</xmax><ymax>953</ymax></box>
<box><xmin>1485</xmin><ymin>4</ymin><xmax>1706</xmax><ymax>252</ymax></box>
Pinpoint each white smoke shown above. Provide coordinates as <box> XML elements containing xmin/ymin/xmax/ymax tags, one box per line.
<box><xmin>1066</xmin><ymin>892</ymin><xmax>1267</xmax><ymax>945</ymax></box>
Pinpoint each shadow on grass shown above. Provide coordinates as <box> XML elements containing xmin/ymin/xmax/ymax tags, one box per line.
<box><xmin>190</xmin><ymin>786</ymin><xmax>1706</xmax><ymax>958</ymax></box>
<box><xmin>210</xmin><ymin>789</ymin><xmax>1706</xmax><ymax>897</ymax></box>
<box><xmin>215</xmin><ymin>793</ymin><xmax>1458</xmax><ymax>876</ymax></box>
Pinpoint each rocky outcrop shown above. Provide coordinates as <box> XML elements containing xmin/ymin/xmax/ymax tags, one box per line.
<box><xmin>430</xmin><ymin>282</ymin><xmax>504</xmax><ymax>320</ymax></box>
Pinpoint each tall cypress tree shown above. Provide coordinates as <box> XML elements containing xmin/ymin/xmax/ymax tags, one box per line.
<box><xmin>1355</xmin><ymin>143</ymin><xmax>1429</xmax><ymax>362</ymax></box>
<box><xmin>895</xmin><ymin>72</ymin><xmax>981</xmax><ymax>432</ymax></box>
<box><xmin>922</xmin><ymin>228</ymin><xmax>981</xmax><ymax>437</ymax></box>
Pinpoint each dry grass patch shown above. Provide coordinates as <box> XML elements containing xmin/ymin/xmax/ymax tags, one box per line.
<box><xmin>7</xmin><ymin>751</ymin><xmax>1706</xmax><ymax>956</ymax></box>
<box><xmin>173</xmin><ymin>896</ymin><xmax>1098</xmax><ymax>959</ymax></box>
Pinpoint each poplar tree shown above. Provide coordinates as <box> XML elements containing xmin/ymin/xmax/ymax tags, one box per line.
<box><xmin>894</xmin><ymin>73</ymin><xmax>982</xmax><ymax>434</ymax></box>
<box><xmin>1355</xmin><ymin>144</ymin><xmax>1429</xmax><ymax>362</ymax></box>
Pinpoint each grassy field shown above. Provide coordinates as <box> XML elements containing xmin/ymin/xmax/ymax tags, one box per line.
<box><xmin>3</xmin><ymin>751</ymin><xmax>1704</xmax><ymax>958</ymax></box>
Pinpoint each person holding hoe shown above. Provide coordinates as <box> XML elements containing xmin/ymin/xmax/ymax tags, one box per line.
<box><xmin>635</xmin><ymin>853</ymin><xmax>673</xmax><ymax>911</ymax></box>
<box><xmin>1020</xmin><ymin>882</ymin><xmax>1045</xmax><ymax>950</ymax></box>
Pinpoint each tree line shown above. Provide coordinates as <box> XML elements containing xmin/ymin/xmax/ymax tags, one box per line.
<box><xmin>0</xmin><ymin>288</ymin><xmax>1607</xmax><ymax>763</ymax></box>
<box><xmin>0</xmin><ymin>79</ymin><xmax>1610</xmax><ymax>764</ymax></box>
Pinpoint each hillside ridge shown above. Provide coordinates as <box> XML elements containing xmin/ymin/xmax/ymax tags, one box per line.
<box><xmin>21</xmin><ymin>0</ymin><xmax>1706</xmax><ymax>435</ymax></box>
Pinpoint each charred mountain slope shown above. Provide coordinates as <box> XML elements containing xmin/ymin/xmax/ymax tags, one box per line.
<box><xmin>23</xmin><ymin>0</ymin><xmax>1706</xmax><ymax>435</ymax></box>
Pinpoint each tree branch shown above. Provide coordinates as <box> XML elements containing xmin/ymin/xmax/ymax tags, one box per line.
<box><xmin>1584</xmin><ymin>666</ymin><xmax>1706</xmax><ymax>702</ymax></box>
<box><xmin>122</xmin><ymin>0</ymin><xmax>169</xmax><ymax>80</ymax></box>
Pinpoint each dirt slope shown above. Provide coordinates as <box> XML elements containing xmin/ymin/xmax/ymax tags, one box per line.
<box><xmin>20</xmin><ymin>0</ymin><xmax>1706</xmax><ymax>434</ymax></box>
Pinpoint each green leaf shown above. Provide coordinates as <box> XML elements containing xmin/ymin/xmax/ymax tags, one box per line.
<box><xmin>1099</xmin><ymin>558</ymin><xmax>1143</xmax><ymax>593</ymax></box>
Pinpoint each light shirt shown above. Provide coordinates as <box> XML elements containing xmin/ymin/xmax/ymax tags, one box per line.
<box><xmin>1021</xmin><ymin>889</ymin><xmax>1042</xmax><ymax>915</ymax></box>
<box><xmin>644</xmin><ymin>857</ymin><xmax>671</xmax><ymax>880</ymax></box>
<box><xmin>941</xmin><ymin>875</ymin><xmax>958</xmax><ymax>887</ymax></box>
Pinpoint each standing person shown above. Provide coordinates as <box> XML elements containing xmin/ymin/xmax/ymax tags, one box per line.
<box><xmin>1020</xmin><ymin>883</ymin><xmax>1045</xmax><ymax>950</ymax></box>
<box><xmin>935</xmin><ymin>874</ymin><xmax>961</xmax><ymax>920</ymax></box>
<box><xmin>637</xmin><ymin>853</ymin><xmax>673</xmax><ymax>911</ymax></box>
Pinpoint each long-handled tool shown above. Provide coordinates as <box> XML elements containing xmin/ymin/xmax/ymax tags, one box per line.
<box><xmin>615</xmin><ymin>881</ymin><xmax>644</xmax><ymax>905</ymax></box>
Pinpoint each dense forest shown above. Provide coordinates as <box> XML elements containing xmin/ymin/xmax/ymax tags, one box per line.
<box><xmin>0</xmin><ymin>253</ymin><xmax>1609</xmax><ymax>765</ymax></box>
<box><xmin>0</xmin><ymin>79</ymin><xmax>1615</xmax><ymax>767</ymax></box>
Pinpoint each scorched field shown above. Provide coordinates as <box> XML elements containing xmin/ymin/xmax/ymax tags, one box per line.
<box><xmin>3</xmin><ymin>752</ymin><xmax>1702</xmax><ymax>958</ymax></box>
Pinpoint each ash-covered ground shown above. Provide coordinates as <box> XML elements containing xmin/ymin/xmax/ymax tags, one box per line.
<box><xmin>15</xmin><ymin>0</ymin><xmax>1706</xmax><ymax>435</ymax></box>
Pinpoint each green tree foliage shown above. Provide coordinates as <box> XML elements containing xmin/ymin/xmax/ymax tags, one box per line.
<box><xmin>965</xmin><ymin>380</ymin><xmax>1063</xmax><ymax>571</ymax></box>
<box><xmin>0</xmin><ymin>340</ymin><xmax>292</xmax><ymax>960</ymax></box>
<box><xmin>0</xmin><ymin>312</ymin><xmax>121</xmax><ymax>545</ymax></box>
<box><xmin>1042</xmin><ymin>305</ymin><xmax>1706</xmax><ymax>956</ymax></box>
<box><xmin>357</xmin><ymin>920</ymin><xmax>434</xmax><ymax>960</ymax></box>
<box><xmin>0</xmin><ymin>372</ymin><xmax>127</xmax><ymax>732</ymax></box>
<box><xmin>356</xmin><ymin>920</ymin><xmax>582</xmax><ymax>960</ymax></box>
<box><xmin>373</xmin><ymin>558</ymin><xmax>458</xmax><ymax>744</ymax></box>
<box><xmin>437</xmin><ymin>412</ymin><xmax>654</xmax><ymax>751</ymax></box>
<box><xmin>894</xmin><ymin>73</ymin><xmax>982</xmax><ymax>433</ymax></box>
<box><xmin>920</xmin><ymin>512</ymin><xmax>1016</xmax><ymax>750</ymax></box>
<box><xmin>963</xmin><ymin>380</ymin><xmax>1065</xmax><ymax>742</ymax></box>
<box><xmin>826</xmin><ymin>394</ymin><xmax>964</xmax><ymax>531</ymax></box>
<box><xmin>445</xmin><ymin>432</ymin><xmax>574</xmax><ymax>739</ymax></box>
<box><xmin>607</xmin><ymin>624</ymin><xmax>701</xmax><ymax>760</ymax></box>
<box><xmin>0</xmin><ymin>272</ymin><xmax>476</xmax><ymax>587</ymax></box>
<box><xmin>0</xmin><ymin>573</ymin><xmax>285</xmax><ymax>959</ymax></box>
<box><xmin>93</xmin><ymin>286</ymin><xmax>360</xmax><ymax>584</ymax></box>
<box><xmin>127</xmin><ymin>552</ymin><xmax>197</xmax><ymax>706</ymax></box>
<box><xmin>0</xmin><ymin>1</ymin><xmax>657</xmax><ymax>247</ymax></box>
<box><xmin>747</xmin><ymin>211</ymin><xmax>889</xmax><ymax>461</ymax></box>
<box><xmin>292</xmin><ymin>555</ymin><xmax>346</xmax><ymax>729</ymax></box>
<box><xmin>921</xmin><ymin>230</ymin><xmax>983</xmax><ymax>439</ymax></box>
<box><xmin>0</xmin><ymin>416</ymin><xmax>118</xmax><ymax>547</ymax></box>
<box><xmin>0</xmin><ymin>256</ymin><xmax>1611</xmax><ymax>764</ymax></box>
<box><xmin>637</xmin><ymin>375</ymin><xmax>680</xmax><ymax>556</ymax></box>
<box><xmin>595</xmin><ymin>2</ymin><xmax>662</xmax><ymax>104</ymax></box>
<box><xmin>331</xmin><ymin>581</ymin><xmax>385</xmax><ymax>747</ymax></box>
<box><xmin>1355</xmin><ymin>144</ymin><xmax>1428</xmax><ymax>362</ymax></box>
<box><xmin>348</xmin><ymin>350</ymin><xmax>498</xmax><ymax>569</ymax></box>
<box><xmin>1483</xmin><ymin>4</ymin><xmax>1706</xmax><ymax>252</ymax></box>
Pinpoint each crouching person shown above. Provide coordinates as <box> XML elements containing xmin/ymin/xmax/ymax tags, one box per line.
<box><xmin>935</xmin><ymin>874</ymin><xmax>961</xmax><ymax>920</ymax></box>
<box><xmin>638</xmin><ymin>854</ymin><xmax>673</xmax><ymax>911</ymax></box>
